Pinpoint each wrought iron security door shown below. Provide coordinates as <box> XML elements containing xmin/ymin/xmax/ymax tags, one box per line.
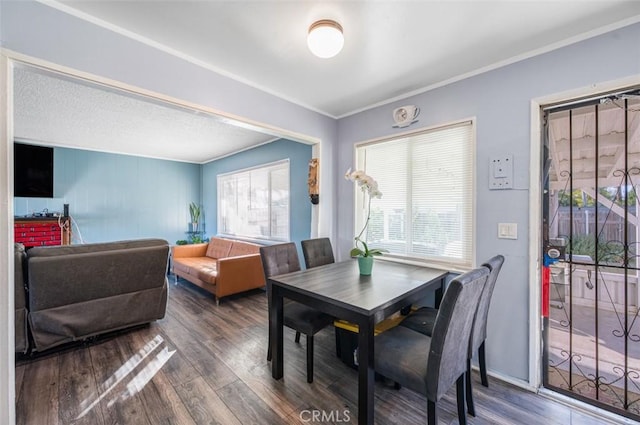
<box><xmin>543</xmin><ymin>89</ymin><xmax>640</xmax><ymax>419</ymax></box>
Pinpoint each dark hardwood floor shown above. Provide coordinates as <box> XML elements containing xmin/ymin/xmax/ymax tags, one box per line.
<box><xmin>15</xmin><ymin>278</ymin><xmax>622</xmax><ymax>424</ymax></box>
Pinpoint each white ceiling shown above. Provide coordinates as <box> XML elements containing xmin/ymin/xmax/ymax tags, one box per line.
<box><xmin>13</xmin><ymin>66</ymin><xmax>279</xmax><ymax>163</ymax></box>
<box><xmin>56</xmin><ymin>0</ymin><xmax>640</xmax><ymax>118</ymax></box>
<box><xmin>13</xmin><ymin>1</ymin><xmax>640</xmax><ymax>163</ymax></box>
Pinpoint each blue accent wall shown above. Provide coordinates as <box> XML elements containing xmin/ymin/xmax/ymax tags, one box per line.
<box><xmin>202</xmin><ymin>139</ymin><xmax>312</xmax><ymax>249</ymax></box>
<box><xmin>14</xmin><ymin>147</ymin><xmax>201</xmax><ymax>244</ymax></box>
<box><xmin>13</xmin><ymin>140</ymin><xmax>311</xmax><ymax>248</ymax></box>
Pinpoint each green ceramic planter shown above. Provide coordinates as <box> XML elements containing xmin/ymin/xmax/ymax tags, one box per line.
<box><xmin>358</xmin><ymin>256</ymin><xmax>374</xmax><ymax>275</ymax></box>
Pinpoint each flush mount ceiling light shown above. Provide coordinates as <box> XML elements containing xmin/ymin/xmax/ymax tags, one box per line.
<box><xmin>307</xmin><ymin>20</ymin><xmax>344</xmax><ymax>59</ymax></box>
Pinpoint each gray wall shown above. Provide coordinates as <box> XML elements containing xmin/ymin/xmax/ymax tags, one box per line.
<box><xmin>337</xmin><ymin>22</ymin><xmax>640</xmax><ymax>381</ymax></box>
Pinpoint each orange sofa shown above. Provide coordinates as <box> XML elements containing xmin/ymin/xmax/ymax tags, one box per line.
<box><xmin>171</xmin><ymin>237</ymin><xmax>265</xmax><ymax>304</ymax></box>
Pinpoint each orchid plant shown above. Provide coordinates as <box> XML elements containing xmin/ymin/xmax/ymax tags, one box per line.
<box><xmin>345</xmin><ymin>168</ymin><xmax>388</xmax><ymax>258</ymax></box>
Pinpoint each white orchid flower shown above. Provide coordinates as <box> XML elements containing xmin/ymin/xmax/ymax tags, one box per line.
<box><xmin>344</xmin><ymin>168</ymin><xmax>386</xmax><ymax>257</ymax></box>
<box><xmin>344</xmin><ymin>168</ymin><xmax>353</xmax><ymax>181</ymax></box>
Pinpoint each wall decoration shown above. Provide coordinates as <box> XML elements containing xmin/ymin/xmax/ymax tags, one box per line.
<box><xmin>308</xmin><ymin>158</ymin><xmax>319</xmax><ymax>204</ymax></box>
<box><xmin>392</xmin><ymin>105</ymin><xmax>420</xmax><ymax>128</ymax></box>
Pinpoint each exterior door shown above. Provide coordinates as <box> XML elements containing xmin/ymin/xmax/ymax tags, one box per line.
<box><xmin>542</xmin><ymin>89</ymin><xmax>640</xmax><ymax>419</ymax></box>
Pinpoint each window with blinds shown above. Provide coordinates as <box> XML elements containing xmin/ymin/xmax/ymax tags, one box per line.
<box><xmin>217</xmin><ymin>160</ymin><xmax>290</xmax><ymax>241</ymax></box>
<box><xmin>355</xmin><ymin>120</ymin><xmax>474</xmax><ymax>268</ymax></box>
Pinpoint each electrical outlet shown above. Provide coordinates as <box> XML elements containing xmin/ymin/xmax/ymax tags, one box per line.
<box><xmin>490</xmin><ymin>155</ymin><xmax>513</xmax><ymax>190</ymax></box>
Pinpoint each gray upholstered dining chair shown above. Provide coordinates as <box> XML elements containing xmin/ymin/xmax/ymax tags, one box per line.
<box><xmin>260</xmin><ymin>242</ymin><xmax>334</xmax><ymax>383</ymax></box>
<box><xmin>301</xmin><ymin>237</ymin><xmax>340</xmax><ymax>356</ymax></box>
<box><xmin>399</xmin><ymin>255</ymin><xmax>505</xmax><ymax>416</ymax></box>
<box><xmin>301</xmin><ymin>237</ymin><xmax>335</xmax><ymax>269</ymax></box>
<box><xmin>374</xmin><ymin>267</ymin><xmax>489</xmax><ymax>425</ymax></box>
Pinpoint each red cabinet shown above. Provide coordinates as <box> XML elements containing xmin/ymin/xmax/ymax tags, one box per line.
<box><xmin>14</xmin><ymin>218</ymin><xmax>71</xmax><ymax>248</ymax></box>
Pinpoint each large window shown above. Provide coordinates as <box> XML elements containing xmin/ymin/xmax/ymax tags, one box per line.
<box><xmin>218</xmin><ymin>160</ymin><xmax>290</xmax><ymax>241</ymax></box>
<box><xmin>355</xmin><ymin>120</ymin><xmax>474</xmax><ymax>269</ymax></box>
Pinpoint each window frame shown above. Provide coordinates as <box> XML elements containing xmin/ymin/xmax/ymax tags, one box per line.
<box><xmin>217</xmin><ymin>159</ymin><xmax>290</xmax><ymax>242</ymax></box>
<box><xmin>353</xmin><ymin>118</ymin><xmax>476</xmax><ymax>271</ymax></box>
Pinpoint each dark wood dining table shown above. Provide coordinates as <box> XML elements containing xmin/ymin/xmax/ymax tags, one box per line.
<box><xmin>268</xmin><ymin>259</ymin><xmax>448</xmax><ymax>425</ymax></box>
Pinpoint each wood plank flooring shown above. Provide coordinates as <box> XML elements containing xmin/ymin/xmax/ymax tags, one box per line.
<box><xmin>15</xmin><ymin>278</ymin><xmax>626</xmax><ymax>424</ymax></box>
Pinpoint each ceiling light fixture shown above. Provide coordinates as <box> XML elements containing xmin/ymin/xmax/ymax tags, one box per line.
<box><xmin>307</xmin><ymin>20</ymin><xmax>344</xmax><ymax>59</ymax></box>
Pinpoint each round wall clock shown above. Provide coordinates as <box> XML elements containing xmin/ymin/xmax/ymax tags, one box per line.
<box><xmin>394</xmin><ymin>107</ymin><xmax>409</xmax><ymax>123</ymax></box>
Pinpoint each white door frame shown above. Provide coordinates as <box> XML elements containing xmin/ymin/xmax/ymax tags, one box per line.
<box><xmin>0</xmin><ymin>51</ymin><xmax>16</xmax><ymax>425</ymax></box>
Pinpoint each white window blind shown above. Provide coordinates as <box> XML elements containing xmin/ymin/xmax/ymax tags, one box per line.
<box><xmin>355</xmin><ymin>121</ymin><xmax>474</xmax><ymax>268</ymax></box>
<box><xmin>218</xmin><ymin>160</ymin><xmax>290</xmax><ymax>241</ymax></box>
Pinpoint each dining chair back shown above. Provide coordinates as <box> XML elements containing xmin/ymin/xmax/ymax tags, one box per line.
<box><xmin>473</xmin><ymin>254</ymin><xmax>504</xmax><ymax>386</ymax></box>
<box><xmin>301</xmin><ymin>238</ymin><xmax>335</xmax><ymax>269</ymax></box>
<box><xmin>261</xmin><ymin>243</ymin><xmax>301</xmax><ymax>363</ymax></box>
<box><xmin>260</xmin><ymin>242</ymin><xmax>334</xmax><ymax>383</ymax></box>
<box><xmin>301</xmin><ymin>238</ymin><xmax>340</xmax><ymax>356</ymax></box>
<box><xmin>374</xmin><ymin>266</ymin><xmax>489</xmax><ymax>425</ymax></box>
<box><xmin>261</xmin><ymin>242</ymin><xmax>301</xmax><ymax>277</ymax></box>
<box><xmin>426</xmin><ymin>267</ymin><xmax>487</xmax><ymax>403</ymax></box>
<box><xmin>397</xmin><ymin>254</ymin><xmax>505</xmax><ymax>417</ymax></box>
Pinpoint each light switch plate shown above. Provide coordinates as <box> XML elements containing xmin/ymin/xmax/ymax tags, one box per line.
<box><xmin>498</xmin><ymin>223</ymin><xmax>517</xmax><ymax>239</ymax></box>
<box><xmin>490</xmin><ymin>155</ymin><xmax>513</xmax><ymax>190</ymax></box>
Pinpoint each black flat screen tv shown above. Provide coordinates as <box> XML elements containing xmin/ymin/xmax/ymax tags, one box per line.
<box><xmin>14</xmin><ymin>143</ymin><xmax>54</xmax><ymax>198</ymax></box>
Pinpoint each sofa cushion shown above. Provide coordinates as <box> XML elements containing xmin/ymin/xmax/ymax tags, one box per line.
<box><xmin>173</xmin><ymin>257</ymin><xmax>218</xmax><ymax>285</ymax></box>
<box><xmin>194</xmin><ymin>264</ymin><xmax>219</xmax><ymax>284</ymax></box>
<box><xmin>228</xmin><ymin>241</ymin><xmax>260</xmax><ymax>257</ymax></box>
<box><xmin>172</xmin><ymin>258</ymin><xmax>192</xmax><ymax>275</ymax></box>
<box><xmin>205</xmin><ymin>238</ymin><xmax>233</xmax><ymax>259</ymax></box>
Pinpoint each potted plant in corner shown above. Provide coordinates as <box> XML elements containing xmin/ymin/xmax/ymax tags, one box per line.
<box><xmin>345</xmin><ymin>168</ymin><xmax>388</xmax><ymax>275</ymax></box>
<box><xmin>189</xmin><ymin>202</ymin><xmax>201</xmax><ymax>233</ymax></box>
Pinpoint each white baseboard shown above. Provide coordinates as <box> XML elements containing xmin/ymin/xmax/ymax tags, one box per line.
<box><xmin>471</xmin><ymin>365</ymin><xmax>536</xmax><ymax>392</ymax></box>
<box><xmin>537</xmin><ymin>388</ymin><xmax>637</xmax><ymax>424</ymax></box>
